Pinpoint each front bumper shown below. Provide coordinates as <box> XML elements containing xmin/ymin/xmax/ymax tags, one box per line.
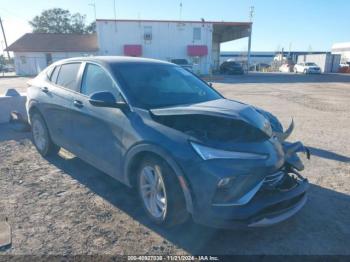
<box><xmin>191</xmin><ymin>174</ymin><xmax>309</xmax><ymax>228</ymax></box>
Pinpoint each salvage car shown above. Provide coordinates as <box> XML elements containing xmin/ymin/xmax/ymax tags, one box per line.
<box><xmin>170</xmin><ymin>58</ymin><xmax>193</xmax><ymax>71</ymax></box>
<box><xmin>27</xmin><ymin>56</ymin><xmax>309</xmax><ymax>228</ymax></box>
<box><xmin>220</xmin><ymin>61</ymin><xmax>244</xmax><ymax>75</ymax></box>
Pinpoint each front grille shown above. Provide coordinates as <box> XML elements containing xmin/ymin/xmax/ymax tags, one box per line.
<box><xmin>263</xmin><ymin>171</ymin><xmax>284</xmax><ymax>187</ymax></box>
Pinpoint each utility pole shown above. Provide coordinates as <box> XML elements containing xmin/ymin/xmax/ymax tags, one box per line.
<box><xmin>113</xmin><ymin>0</ymin><xmax>117</xmax><ymax>20</ymax></box>
<box><xmin>179</xmin><ymin>2</ymin><xmax>183</xmax><ymax>21</ymax></box>
<box><xmin>113</xmin><ymin>0</ymin><xmax>117</xmax><ymax>31</ymax></box>
<box><xmin>0</xmin><ymin>16</ymin><xmax>10</xmax><ymax>60</ymax></box>
<box><xmin>89</xmin><ymin>1</ymin><xmax>97</xmax><ymax>21</ymax></box>
<box><xmin>247</xmin><ymin>6</ymin><xmax>254</xmax><ymax>73</ymax></box>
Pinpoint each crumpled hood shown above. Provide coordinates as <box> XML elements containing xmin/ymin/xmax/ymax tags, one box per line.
<box><xmin>150</xmin><ymin>98</ymin><xmax>273</xmax><ymax>137</ymax></box>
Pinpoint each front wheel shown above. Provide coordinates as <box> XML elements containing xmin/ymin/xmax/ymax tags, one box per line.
<box><xmin>30</xmin><ymin>112</ymin><xmax>60</xmax><ymax>156</ymax></box>
<box><xmin>137</xmin><ymin>156</ymin><xmax>188</xmax><ymax>227</ymax></box>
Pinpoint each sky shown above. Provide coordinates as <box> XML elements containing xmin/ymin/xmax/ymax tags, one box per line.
<box><xmin>0</xmin><ymin>0</ymin><xmax>349</xmax><ymax>55</ymax></box>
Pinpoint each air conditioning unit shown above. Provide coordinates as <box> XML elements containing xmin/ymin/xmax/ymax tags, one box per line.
<box><xmin>144</xmin><ymin>33</ymin><xmax>152</xmax><ymax>40</ymax></box>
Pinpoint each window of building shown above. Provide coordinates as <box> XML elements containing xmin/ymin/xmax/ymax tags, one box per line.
<box><xmin>144</xmin><ymin>26</ymin><xmax>152</xmax><ymax>41</ymax></box>
<box><xmin>45</xmin><ymin>53</ymin><xmax>53</xmax><ymax>65</ymax></box>
<box><xmin>20</xmin><ymin>56</ymin><xmax>26</xmax><ymax>64</ymax></box>
<box><xmin>56</xmin><ymin>63</ymin><xmax>81</xmax><ymax>91</ymax></box>
<box><xmin>193</xmin><ymin>27</ymin><xmax>201</xmax><ymax>41</ymax></box>
<box><xmin>81</xmin><ymin>63</ymin><xmax>120</xmax><ymax>98</ymax></box>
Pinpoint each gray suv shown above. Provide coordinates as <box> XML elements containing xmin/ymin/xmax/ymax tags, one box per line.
<box><xmin>27</xmin><ymin>56</ymin><xmax>309</xmax><ymax>228</ymax></box>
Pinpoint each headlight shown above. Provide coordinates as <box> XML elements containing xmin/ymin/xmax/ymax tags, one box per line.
<box><xmin>190</xmin><ymin>142</ymin><xmax>268</xmax><ymax>160</ymax></box>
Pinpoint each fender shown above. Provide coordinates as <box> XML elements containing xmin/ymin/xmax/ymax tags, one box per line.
<box><xmin>123</xmin><ymin>142</ymin><xmax>194</xmax><ymax>214</ymax></box>
<box><xmin>26</xmin><ymin>99</ymin><xmax>41</xmax><ymax>123</ymax></box>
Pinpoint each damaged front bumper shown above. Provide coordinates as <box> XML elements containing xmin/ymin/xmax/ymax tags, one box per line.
<box><xmin>192</xmin><ymin>169</ymin><xmax>309</xmax><ymax>229</ymax></box>
<box><xmin>189</xmin><ymin>141</ymin><xmax>310</xmax><ymax>229</ymax></box>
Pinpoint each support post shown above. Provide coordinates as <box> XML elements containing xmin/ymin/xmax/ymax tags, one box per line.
<box><xmin>247</xmin><ymin>26</ymin><xmax>252</xmax><ymax>73</ymax></box>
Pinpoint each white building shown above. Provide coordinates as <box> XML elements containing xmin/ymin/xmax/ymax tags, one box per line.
<box><xmin>6</xmin><ymin>33</ymin><xmax>98</xmax><ymax>75</ymax></box>
<box><xmin>96</xmin><ymin>19</ymin><xmax>252</xmax><ymax>74</ymax></box>
<box><xmin>332</xmin><ymin>42</ymin><xmax>350</xmax><ymax>65</ymax></box>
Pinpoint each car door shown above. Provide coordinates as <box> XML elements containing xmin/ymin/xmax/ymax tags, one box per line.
<box><xmin>69</xmin><ymin>62</ymin><xmax>127</xmax><ymax>180</ymax></box>
<box><xmin>38</xmin><ymin>62</ymin><xmax>82</xmax><ymax>150</ymax></box>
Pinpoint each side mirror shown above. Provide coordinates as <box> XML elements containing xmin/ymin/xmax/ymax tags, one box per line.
<box><xmin>89</xmin><ymin>91</ymin><xmax>127</xmax><ymax>109</ymax></box>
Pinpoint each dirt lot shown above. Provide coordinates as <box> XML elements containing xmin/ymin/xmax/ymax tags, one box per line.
<box><xmin>0</xmin><ymin>77</ymin><xmax>31</xmax><ymax>95</ymax></box>
<box><xmin>0</xmin><ymin>73</ymin><xmax>350</xmax><ymax>255</ymax></box>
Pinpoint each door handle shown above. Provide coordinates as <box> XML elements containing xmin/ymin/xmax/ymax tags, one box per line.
<box><xmin>40</xmin><ymin>87</ymin><xmax>49</xmax><ymax>93</ymax></box>
<box><xmin>73</xmin><ymin>100</ymin><xmax>83</xmax><ymax>108</ymax></box>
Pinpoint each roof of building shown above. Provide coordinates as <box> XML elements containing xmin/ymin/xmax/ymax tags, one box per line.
<box><xmin>332</xmin><ymin>42</ymin><xmax>350</xmax><ymax>53</ymax></box>
<box><xmin>6</xmin><ymin>33</ymin><xmax>98</xmax><ymax>52</ymax></box>
<box><xmin>96</xmin><ymin>19</ymin><xmax>252</xmax><ymax>26</ymax></box>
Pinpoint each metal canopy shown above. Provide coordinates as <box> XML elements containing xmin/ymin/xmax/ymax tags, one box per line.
<box><xmin>212</xmin><ymin>23</ymin><xmax>252</xmax><ymax>43</ymax></box>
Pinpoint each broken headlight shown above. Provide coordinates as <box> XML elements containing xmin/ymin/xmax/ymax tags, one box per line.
<box><xmin>190</xmin><ymin>142</ymin><xmax>269</xmax><ymax>160</ymax></box>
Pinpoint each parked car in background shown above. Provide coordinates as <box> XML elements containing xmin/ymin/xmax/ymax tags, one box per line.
<box><xmin>0</xmin><ymin>64</ymin><xmax>15</xmax><ymax>73</ymax></box>
<box><xmin>220</xmin><ymin>61</ymin><xmax>244</xmax><ymax>74</ymax></box>
<box><xmin>170</xmin><ymin>59</ymin><xmax>193</xmax><ymax>71</ymax></box>
<box><xmin>279</xmin><ymin>63</ymin><xmax>294</xmax><ymax>73</ymax></box>
<box><xmin>294</xmin><ymin>62</ymin><xmax>321</xmax><ymax>74</ymax></box>
<box><xmin>27</xmin><ymin>56</ymin><xmax>309</xmax><ymax>229</ymax></box>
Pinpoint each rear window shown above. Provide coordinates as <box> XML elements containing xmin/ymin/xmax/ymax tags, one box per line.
<box><xmin>56</xmin><ymin>63</ymin><xmax>81</xmax><ymax>91</ymax></box>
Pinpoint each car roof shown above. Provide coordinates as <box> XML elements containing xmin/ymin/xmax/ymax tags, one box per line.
<box><xmin>52</xmin><ymin>56</ymin><xmax>173</xmax><ymax>67</ymax></box>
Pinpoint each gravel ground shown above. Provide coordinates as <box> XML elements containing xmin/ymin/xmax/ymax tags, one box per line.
<box><xmin>0</xmin><ymin>73</ymin><xmax>349</xmax><ymax>255</ymax></box>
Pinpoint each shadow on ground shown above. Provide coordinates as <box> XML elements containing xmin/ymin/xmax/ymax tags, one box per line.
<box><xmin>212</xmin><ymin>72</ymin><xmax>350</xmax><ymax>84</ymax></box>
<box><xmin>309</xmin><ymin>146</ymin><xmax>350</xmax><ymax>163</ymax></box>
<box><xmin>46</xmin><ymin>152</ymin><xmax>350</xmax><ymax>255</ymax></box>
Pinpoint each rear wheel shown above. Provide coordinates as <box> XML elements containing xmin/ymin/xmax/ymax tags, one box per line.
<box><xmin>30</xmin><ymin>112</ymin><xmax>60</xmax><ymax>156</ymax></box>
<box><xmin>137</xmin><ymin>156</ymin><xmax>188</xmax><ymax>227</ymax></box>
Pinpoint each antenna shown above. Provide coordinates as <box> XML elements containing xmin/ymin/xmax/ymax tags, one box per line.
<box><xmin>179</xmin><ymin>2</ymin><xmax>183</xmax><ymax>20</ymax></box>
<box><xmin>249</xmin><ymin>6</ymin><xmax>255</xmax><ymax>22</ymax></box>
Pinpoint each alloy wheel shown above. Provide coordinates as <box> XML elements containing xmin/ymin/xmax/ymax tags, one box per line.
<box><xmin>139</xmin><ymin>165</ymin><xmax>167</xmax><ymax>220</ymax></box>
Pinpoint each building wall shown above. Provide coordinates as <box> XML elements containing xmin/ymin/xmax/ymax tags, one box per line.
<box><xmin>297</xmin><ymin>53</ymin><xmax>340</xmax><ymax>73</ymax></box>
<box><xmin>332</xmin><ymin>42</ymin><xmax>350</xmax><ymax>64</ymax></box>
<box><xmin>13</xmin><ymin>51</ymin><xmax>96</xmax><ymax>76</ymax></box>
<box><xmin>96</xmin><ymin>20</ymin><xmax>213</xmax><ymax>74</ymax></box>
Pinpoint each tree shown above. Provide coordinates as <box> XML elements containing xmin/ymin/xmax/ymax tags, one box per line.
<box><xmin>29</xmin><ymin>8</ymin><xmax>95</xmax><ymax>34</ymax></box>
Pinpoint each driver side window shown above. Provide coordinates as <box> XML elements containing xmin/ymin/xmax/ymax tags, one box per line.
<box><xmin>81</xmin><ymin>63</ymin><xmax>120</xmax><ymax>98</ymax></box>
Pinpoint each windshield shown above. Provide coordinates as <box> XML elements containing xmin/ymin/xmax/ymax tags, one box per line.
<box><xmin>305</xmin><ymin>62</ymin><xmax>317</xmax><ymax>66</ymax></box>
<box><xmin>112</xmin><ymin>63</ymin><xmax>221</xmax><ymax>109</ymax></box>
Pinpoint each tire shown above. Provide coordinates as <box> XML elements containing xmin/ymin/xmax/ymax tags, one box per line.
<box><xmin>303</xmin><ymin>69</ymin><xmax>307</xmax><ymax>74</ymax></box>
<box><xmin>137</xmin><ymin>156</ymin><xmax>189</xmax><ymax>227</ymax></box>
<box><xmin>30</xmin><ymin>112</ymin><xmax>60</xmax><ymax>157</ymax></box>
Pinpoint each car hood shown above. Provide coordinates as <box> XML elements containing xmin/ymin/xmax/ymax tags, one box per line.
<box><xmin>150</xmin><ymin>98</ymin><xmax>273</xmax><ymax>137</ymax></box>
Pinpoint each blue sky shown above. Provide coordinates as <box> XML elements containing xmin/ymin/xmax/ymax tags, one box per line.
<box><xmin>0</xmin><ymin>0</ymin><xmax>349</xmax><ymax>54</ymax></box>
